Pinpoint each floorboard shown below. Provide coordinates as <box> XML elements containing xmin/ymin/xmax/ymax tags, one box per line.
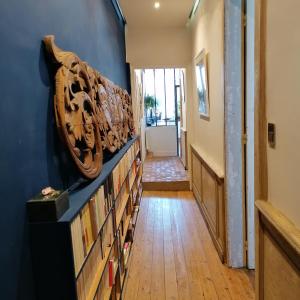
<box><xmin>123</xmin><ymin>191</ymin><xmax>255</xmax><ymax>300</ymax></box>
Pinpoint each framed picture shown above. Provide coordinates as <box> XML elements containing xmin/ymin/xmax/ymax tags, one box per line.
<box><xmin>195</xmin><ymin>49</ymin><xmax>209</xmax><ymax>119</ymax></box>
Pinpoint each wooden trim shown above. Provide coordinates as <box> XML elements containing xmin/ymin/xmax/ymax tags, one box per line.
<box><xmin>255</xmin><ymin>0</ymin><xmax>268</xmax><ymax>298</ymax></box>
<box><xmin>180</xmin><ymin>128</ymin><xmax>188</xmax><ymax>170</ymax></box>
<box><xmin>190</xmin><ymin>144</ymin><xmax>224</xmax><ymax>182</ymax></box>
<box><xmin>254</xmin><ymin>0</ymin><xmax>268</xmax><ymax>201</ymax></box>
<box><xmin>222</xmin><ymin>0</ymin><xmax>228</xmax><ymax>266</ymax></box>
<box><xmin>256</xmin><ymin>200</ymin><xmax>300</xmax><ymax>299</ymax></box>
<box><xmin>241</xmin><ymin>0</ymin><xmax>247</xmax><ymax>267</ymax></box>
<box><xmin>256</xmin><ymin>200</ymin><xmax>300</xmax><ymax>266</ymax></box>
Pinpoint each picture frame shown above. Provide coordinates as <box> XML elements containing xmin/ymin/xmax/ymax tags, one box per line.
<box><xmin>195</xmin><ymin>49</ymin><xmax>210</xmax><ymax>120</ymax></box>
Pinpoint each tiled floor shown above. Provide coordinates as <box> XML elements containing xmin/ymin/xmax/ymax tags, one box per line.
<box><xmin>143</xmin><ymin>156</ymin><xmax>189</xmax><ymax>183</ymax></box>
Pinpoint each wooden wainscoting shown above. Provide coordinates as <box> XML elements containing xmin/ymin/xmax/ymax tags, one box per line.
<box><xmin>255</xmin><ymin>200</ymin><xmax>300</xmax><ymax>300</ymax></box>
<box><xmin>191</xmin><ymin>145</ymin><xmax>226</xmax><ymax>262</ymax></box>
<box><xmin>180</xmin><ymin>128</ymin><xmax>188</xmax><ymax>170</ymax></box>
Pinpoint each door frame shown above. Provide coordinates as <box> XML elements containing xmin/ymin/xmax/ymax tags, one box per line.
<box><xmin>224</xmin><ymin>0</ymin><xmax>245</xmax><ymax>268</ymax></box>
<box><xmin>254</xmin><ymin>0</ymin><xmax>268</xmax><ymax>297</ymax></box>
<box><xmin>245</xmin><ymin>0</ymin><xmax>256</xmax><ymax>269</ymax></box>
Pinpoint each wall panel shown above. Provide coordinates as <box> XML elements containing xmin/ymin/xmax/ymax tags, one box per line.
<box><xmin>256</xmin><ymin>201</ymin><xmax>300</xmax><ymax>300</ymax></box>
<box><xmin>191</xmin><ymin>145</ymin><xmax>226</xmax><ymax>262</ymax></box>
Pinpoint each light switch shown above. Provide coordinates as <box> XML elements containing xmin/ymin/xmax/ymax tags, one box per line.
<box><xmin>268</xmin><ymin>123</ymin><xmax>276</xmax><ymax>148</ymax></box>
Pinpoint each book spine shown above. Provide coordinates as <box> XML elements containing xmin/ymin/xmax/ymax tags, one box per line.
<box><xmin>109</xmin><ymin>259</ymin><xmax>114</xmax><ymax>287</ymax></box>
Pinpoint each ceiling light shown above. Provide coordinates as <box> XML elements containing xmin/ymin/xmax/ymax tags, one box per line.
<box><xmin>154</xmin><ymin>2</ymin><xmax>160</xmax><ymax>9</ymax></box>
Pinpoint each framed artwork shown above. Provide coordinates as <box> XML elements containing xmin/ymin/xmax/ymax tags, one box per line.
<box><xmin>195</xmin><ymin>49</ymin><xmax>209</xmax><ymax>119</ymax></box>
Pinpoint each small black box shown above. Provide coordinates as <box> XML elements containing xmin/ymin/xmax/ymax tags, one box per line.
<box><xmin>27</xmin><ymin>190</ymin><xmax>69</xmax><ymax>222</ymax></box>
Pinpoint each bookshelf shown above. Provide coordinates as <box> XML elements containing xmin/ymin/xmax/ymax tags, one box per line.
<box><xmin>29</xmin><ymin>136</ymin><xmax>143</xmax><ymax>300</ymax></box>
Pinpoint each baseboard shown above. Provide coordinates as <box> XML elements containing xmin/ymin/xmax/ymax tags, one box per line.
<box><xmin>143</xmin><ymin>181</ymin><xmax>190</xmax><ymax>191</ymax></box>
<box><xmin>152</xmin><ymin>151</ymin><xmax>177</xmax><ymax>157</ymax></box>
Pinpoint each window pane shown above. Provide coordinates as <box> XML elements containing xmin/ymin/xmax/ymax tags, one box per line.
<box><xmin>165</xmin><ymin>69</ymin><xmax>175</xmax><ymax>126</ymax></box>
<box><xmin>144</xmin><ymin>69</ymin><xmax>156</xmax><ymax>126</ymax></box>
<box><xmin>144</xmin><ymin>69</ymin><xmax>155</xmax><ymax>98</ymax></box>
<box><xmin>154</xmin><ymin>69</ymin><xmax>166</xmax><ymax>126</ymax></box>
<box><xmin>175</xmin><ymin>68</ymin><xmax>181</xmax><ymax>86</ymax></box>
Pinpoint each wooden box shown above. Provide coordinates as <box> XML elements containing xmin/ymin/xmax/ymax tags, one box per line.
<box><xmin>27</xmin><ymin>190</ymin><xmax>69</xmax><ymax>222</ymax></box>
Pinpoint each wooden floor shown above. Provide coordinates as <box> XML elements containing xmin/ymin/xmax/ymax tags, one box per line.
<box><xmin>123</xmin><ymin>191</ymin><xmax>255</xmax><ymax>300</ymax></box>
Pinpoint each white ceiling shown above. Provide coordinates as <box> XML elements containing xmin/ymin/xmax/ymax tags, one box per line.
<box><xmin>118</xmin><ymin>0</ymin><xmax>195</xmax><ymax>29</ymax></box>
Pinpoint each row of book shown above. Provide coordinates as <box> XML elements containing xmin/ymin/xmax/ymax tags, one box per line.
<box><xmin>112</xmin><ymin>142</ymin><xmax>139</xmax><ymax>199</ymax></box>
<box><xmin>76</xmin><ymin>213</ymin><xmax>115</xmax><ymax>300</ymax></box>
<box><xmin>74</xmin><ymin>139</ymin><xmax>141</xmax><ymax>300</ymax></box>
<box><xmin>71</xmin><ymin>178</ymin><xmax>113</xmax><ymax>277</ymax></box>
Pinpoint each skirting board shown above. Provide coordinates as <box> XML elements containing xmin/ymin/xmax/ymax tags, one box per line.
<box><xmin>143</xmin><ymin>180</ymin><xmax>190</xmax><ymax>191</ymax></box>
<box><xmin>151</xmin><ymin>151</ymin><xmax>177</xmax><ymax>157</ymax></box>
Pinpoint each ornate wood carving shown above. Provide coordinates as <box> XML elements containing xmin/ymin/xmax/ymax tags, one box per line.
<box><xmin>44</xmin><ymin>35</ymin><xmax>135</xmax><ymax>179</ymax></box>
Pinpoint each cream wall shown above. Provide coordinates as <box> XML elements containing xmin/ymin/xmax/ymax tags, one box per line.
<box><xmin>187</xmin><ymin>0</ymin><xmax>225</xmax><ymax>174</ymax></box>
<box><xmin>125</xmin><ymin>26</ymin><xmax>191</xmax><ymax>68</ymax></box>
<box><xmin>265</xmin><ymin>0</ymin><xmax>300</xmax><ymax>227</ymax></box>
<box><xmin>146</xmin><ymin>126</ymin><xmax>177</xmax><ymax>156</ymax></box>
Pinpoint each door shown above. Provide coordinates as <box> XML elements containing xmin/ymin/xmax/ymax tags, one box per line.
<box><xmin>143</xmin><ymin>68</ymin><xmax>185</xmax><ymax>157</ymax></box>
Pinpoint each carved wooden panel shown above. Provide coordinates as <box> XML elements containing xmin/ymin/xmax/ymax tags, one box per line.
<box><xmin>44</xmin><ymin>35</ymin><xmax>135</xmax><ymax>179</ymax></box>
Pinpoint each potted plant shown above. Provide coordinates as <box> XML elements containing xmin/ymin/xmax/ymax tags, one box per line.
<box><xmin>144</xmin><ymin>95</ymin><xmax>156</xmax><ymax>126</ymax></box>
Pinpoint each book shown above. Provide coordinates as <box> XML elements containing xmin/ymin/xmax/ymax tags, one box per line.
<box><xmin>71</xmin><ymin>215</ymin><xmax>85</xmax><ymax>276</ymax></box>
<box><xmin>102</xmin><ymin>213</ymin><xmax>114</xmax><ymax>256</ymax></box>
<box><xmin>89</xmin><ymin>196</ymin><xmax>99</xmax><ymax>240</ymax></box>
<box><xmin>81</xmin><ymin>237</ymin><xmax>102</xmax><ymax>298</ymax></box>
<box><xmin>108</xmin><ymin>258</ymin><xmax>118</xmax><ymax>287</ymax></box>
<box><xmin>95</xmin><ymin>186</ymin><xmax>106</xmax><ymax>228</ymax></box>
<box><xmin>109</xmin><ymin>259</ymin><xmax>114</xmax><ymax>287</ymax></box>
<box><xmin>80</xmin><ymin>203</ymin><xmax>94</xmax><ymax>255</ymax></box>
<box><xmin>76</xmin><ymin>272</ymin><xmax>85</xmax><ymax>300</ymax></box>
<box><xmin>123</xmin><ymin>242</ymin><xmax>131</xmax><ymax>266</ymax></box>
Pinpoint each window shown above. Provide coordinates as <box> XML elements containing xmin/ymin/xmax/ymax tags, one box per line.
<box><xmin>143</xmin><ymin>68</ymin><xmax>185</xmax><ymax>127</ymax></box>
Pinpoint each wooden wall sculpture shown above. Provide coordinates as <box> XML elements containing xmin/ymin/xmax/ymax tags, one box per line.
<box><xmin>44</xmin><ymin>35</ymin><xmax>135</xmax><ymax>179</ymax></box>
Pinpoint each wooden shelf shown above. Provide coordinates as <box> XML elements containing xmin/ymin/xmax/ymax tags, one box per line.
<box><xmin>28</xmin><ymin>136</ymin><xmax>142</xmax><ymax>300</ymax></box>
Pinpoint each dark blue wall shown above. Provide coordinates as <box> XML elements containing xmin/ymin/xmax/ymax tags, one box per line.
<box><xmin>0</xmin><ymin>1</ymin><xmax>129</xmax><ymax>299</ymax></box>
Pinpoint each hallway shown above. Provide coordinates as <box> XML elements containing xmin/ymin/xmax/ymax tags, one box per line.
<box><xmin>124</xmin><ymin>191</ymin><xmax>254</xmax><ymax>300</ymax></box>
